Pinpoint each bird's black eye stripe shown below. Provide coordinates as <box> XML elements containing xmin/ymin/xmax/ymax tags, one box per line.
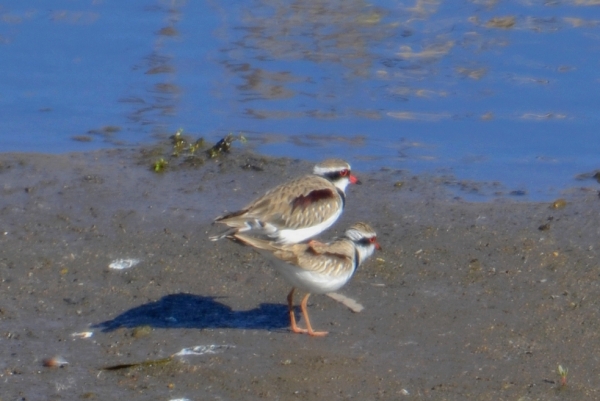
<box><xmin>358</xmin><ymin>237</ymin><xmax>373</xmax><ymax>246</ymax></box>
<box><xmin>325</xmin><ymin>170</ymin><xmax>351</xmax><ymax>180</ymax></box>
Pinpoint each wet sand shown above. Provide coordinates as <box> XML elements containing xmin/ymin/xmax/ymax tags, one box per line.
<box><xmin>1</xmin><ymin>144</ymin><xmax>599</xmax><ymax>400</ymax></box>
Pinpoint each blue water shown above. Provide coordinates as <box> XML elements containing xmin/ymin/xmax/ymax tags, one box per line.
<box><xmin>1</xmin><ymin>1</ymin><xmax>599</xmax><ymax>199</ymax></box>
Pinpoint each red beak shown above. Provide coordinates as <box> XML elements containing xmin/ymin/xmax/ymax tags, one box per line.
<box><xmin>349</xmin><ymin>174</ymin><xmax>361</xmax><ymax>185</ymax></box>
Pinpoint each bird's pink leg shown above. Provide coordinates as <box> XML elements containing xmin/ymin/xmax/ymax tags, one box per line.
<box><xmin>300</xmin><ymin>293</ymin><xmax>328</xmax><ymax>337</ymax></box>
<box><xmin>287</xmin><ymin>288</ymin><xmax>307</xmax><ymax>334</ymax></box>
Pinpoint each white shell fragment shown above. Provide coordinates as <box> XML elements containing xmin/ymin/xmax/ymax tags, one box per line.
<box><xmin>109</xmin><ymin>258</ymin><xmax>141</xmax><ymax>270</ymax></box>
<box><xmin>327</xmin><ymin>292</ymin><xmax>364</xmax><ymax>313</ymax></box>
<box><xmin>71</xmin><ymin>331</ymin><xmax>93</xmax><ymax>339</ymax></box>
<box><xmin>173</xmin><ymin>344</ymin><xmax>235</xmax><ymax>357</ymax></box>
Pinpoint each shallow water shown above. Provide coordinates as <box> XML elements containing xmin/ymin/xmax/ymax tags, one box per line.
<box><xmin>1</xmin><ymin>0</ymin><xmax>599</xmax><ymax>198</ymax></box>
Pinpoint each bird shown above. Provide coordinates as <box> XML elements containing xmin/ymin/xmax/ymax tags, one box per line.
<box><xmin>231</xmin><ymin>222</ymin><xmax>381</xmax><ymax>336</ymax></box>
<box><xmin>209</xmin><ymin>159</ymin><xmax>360</xmax><ymax>245</ymax></box>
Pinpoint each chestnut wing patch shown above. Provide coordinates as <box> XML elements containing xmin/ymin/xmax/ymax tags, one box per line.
<box><xmin>290</xmin><ymin>188</ymin><xmax>336</xmax><ymax>212</ymax></box>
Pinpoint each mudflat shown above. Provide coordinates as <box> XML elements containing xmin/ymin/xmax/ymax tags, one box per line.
<box><xmin>1</xmin><ymin>144</ymin><xmax>599</xmax><ymax>400</ymax></box>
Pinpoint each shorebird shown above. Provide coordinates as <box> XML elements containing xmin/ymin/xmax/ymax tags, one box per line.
<box><xmin>232</xmin><ymin>222</ymin><xmax>381</xmax><ymax>336</ymax></box>
<box><xmin>210</xmin><ymin>159</ymin><xmax>360</xmax><ymax>244</ymax></box>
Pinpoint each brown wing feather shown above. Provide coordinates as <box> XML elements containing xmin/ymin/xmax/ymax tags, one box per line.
<box><xmin>230</xmin><ymin>233</ymin><xmax>281</xmax><ymax>252</ymax></box>
<box><xmin>275</xmin><ymin>240</ymin><xmax>355</xmax><ymax>273</ymax></box>
<box><xmin>233</xmin><ymin>233</ymin><xmax>355</xmax><ymax>276</ymax></box>
<box><xmin>216</xmin><ymin>175</ymin><xmax>343</xmax><ymax>230</ymax></box>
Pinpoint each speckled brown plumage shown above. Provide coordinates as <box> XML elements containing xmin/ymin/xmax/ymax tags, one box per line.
<box><xmin>231</xmin><ymin>222</ymin><xmax>380</xmax><ymax>336</ymax></box>
<box><xmin>210</xmin><ymin>159</ymin><xmax>359</xmax><ymax>244</ymax></box>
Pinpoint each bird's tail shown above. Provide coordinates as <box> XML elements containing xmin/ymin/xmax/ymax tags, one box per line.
<box><xmin>208</xmin><ymin>227</ymin><xmax>240</xmax><ymax>242</ymax></box>
<box><xmin>229</xmin><ymin>232</ymin><xmax>280</xmax><ymax>252</ymax></box>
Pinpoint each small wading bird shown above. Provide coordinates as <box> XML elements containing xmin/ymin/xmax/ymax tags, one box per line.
<box><xmin>209</xmin><ymin>159</ymin><xmax>360</xmax><ymax>245</ymax></box>
<box><xmin>231</xmin><ymin>222</ymin><xmax>381</xmax><ymax>336</ymax></box>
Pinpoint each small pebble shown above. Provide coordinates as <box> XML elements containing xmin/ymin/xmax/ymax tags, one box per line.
<box><xmin>42</xmin><ymin>356</ymin><xmax>69</xmax><ymax>368</ymax></box>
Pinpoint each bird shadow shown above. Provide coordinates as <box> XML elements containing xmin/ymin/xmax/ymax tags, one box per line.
<box><xmin>93</xmin><ymin>292</ymin><xmax>291</xmax><ymax>332</ymax></box>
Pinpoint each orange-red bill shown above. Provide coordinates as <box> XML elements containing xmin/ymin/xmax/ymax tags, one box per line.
<box><xmin>349</xmin><ymin>174</ymin><xmax>361</xmax><ymax>184</ymax></box>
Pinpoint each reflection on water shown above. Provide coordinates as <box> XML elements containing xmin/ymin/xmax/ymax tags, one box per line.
<box><xmin>1</xmin><ymin>0</ymin><xmax>599</xmax><ymax>198</ymax></box>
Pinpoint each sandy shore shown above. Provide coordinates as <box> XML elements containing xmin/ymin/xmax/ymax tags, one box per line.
<box><xmin>1</xmin><ymin>143</ymin><xmax>599</xmax><ymax>400</ymax></box>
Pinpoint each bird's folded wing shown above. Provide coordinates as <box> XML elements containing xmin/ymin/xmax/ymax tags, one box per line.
<box><xmin>221</xmin><ymin>175</ymin><xmax>343</xmax><ymax>230</ymax></box>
